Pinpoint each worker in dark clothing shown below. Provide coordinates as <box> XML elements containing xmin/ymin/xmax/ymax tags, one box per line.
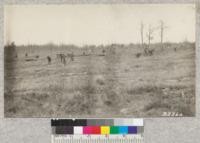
<box><xmin>47</xmin><ymin>56</ymin><xmax>51</xmax><ymax>64</ymax></box>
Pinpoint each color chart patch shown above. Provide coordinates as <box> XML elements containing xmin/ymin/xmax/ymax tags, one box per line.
<box><xmin>51</xmin><ymin>119</ymin><xmax>144</xmax><ymax>143</ymax></box>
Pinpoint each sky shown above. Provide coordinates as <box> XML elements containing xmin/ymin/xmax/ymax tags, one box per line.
<box><xmin>4</xmin><ymin>4</ymin><xmax>195</xmax><ymax>46</ymax></box>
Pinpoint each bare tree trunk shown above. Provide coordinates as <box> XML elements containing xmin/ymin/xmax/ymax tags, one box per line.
<box><xmin>144</xmin><ymin>25</ymin><xmax>154</xmax><ymax>55</ymax></box>
<box><xmin>147</xmin><ymin>25</ymin><xmax>154</xmax><ymax>49</ymax></box>
<box><xmin>148</xmin><ymin>30</ymin><xmax>150</xmax><ymax>48</ymax></box>
<box><xmin>140</xmin><ymin>22</ymin><xmax>144</xmax><ymax>48</ymax></box>
<box><xmin>160</xmin><ymin>20</ymin><xmax>164</xmax><ymax>48</ymax></box>
<box><xmin>160</xmin><ymin>20</ymin><xmax>167</xmax><ymax>49</ymax></box>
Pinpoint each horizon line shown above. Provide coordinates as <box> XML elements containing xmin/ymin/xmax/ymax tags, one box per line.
<box><xmin>4</xmin><ymin>41</ymin><xmax>195</xmax><ymax>47</ymax></box>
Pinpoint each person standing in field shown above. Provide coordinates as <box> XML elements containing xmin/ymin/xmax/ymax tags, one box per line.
<box><xmin>62</xmin><ymin>54</ymin><xmax>66</xmax><ymax>65</ymax></box>
<box><xmin>47</xmin><ymin>56</ymin><xmax>51</xmax><ymax>64</ymax></box>
<box><xmin>71</xmin><ymin>52</ymin><xmax>74</xmax><ymax>61</ymax></box>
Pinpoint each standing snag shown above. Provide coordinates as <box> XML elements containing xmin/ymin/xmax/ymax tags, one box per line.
<box><xmin>145</xmin><ymin>25</ymin><xmax>154</xmax><ymax>55</ymax></box>
<box><xmin>140</xmin><ymin>22</ymin><xmax>144</xmax><ymax>49</ymax></box>
<box><xmin>159</xmin><ymin>20</ymin><xmax>168</xmax><ymax>49</ymax></box>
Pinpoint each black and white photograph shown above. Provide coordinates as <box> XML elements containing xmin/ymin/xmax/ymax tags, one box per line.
<box><xmin>4</xmin><ymin>4</ymin><xmax>195</xmax><ymax>117</ymax></box>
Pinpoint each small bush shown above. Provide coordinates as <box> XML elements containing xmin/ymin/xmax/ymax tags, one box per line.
<box><xmin>127</xmin><ymin>85</ymin><xmax>162</xmax><ymax>95</ymax></box>
<box><xmin>143</xmin><ymin>48</ymin><xmax>154</xmax><ymax>56</ymax></box>
<box><xmin>148</xmin><ymin>49</ymin><xmax>154</xmax><ymax>56</ymax></box>
<box><xmin>8</xmin><ymin>107</ymin><xmax>17</xmax><ymax>114</ymax></box>
<box><xmin>96</xmin><ymin>78</ymin><xmax>105</xmax><ymax>85</ymax></box>
<box><xmin>136</xmin><ymin>53</ymin><xmax>142</xmax><ymax>58</ymax></box>
<box><xmin>144</xmin><ymin>101</ymin><xmax>170</xmax><ymax>111</ymax></box>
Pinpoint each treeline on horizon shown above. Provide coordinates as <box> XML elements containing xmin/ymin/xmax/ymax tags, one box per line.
<box><xmin>4</xmin><ymin>41</ymin><xmax>195</xmax><ymax>50</ymax></box>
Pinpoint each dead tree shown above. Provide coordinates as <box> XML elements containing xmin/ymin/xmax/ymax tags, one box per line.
<box><xmin>159</xmin><ymin>20</ymin><xmax>168</xmax><ymax>48</ymax></box>
<box><xmin>145</xmin><ymin>25</ymin><xmax>154</xmax><ymax>54</ymax></box>
<box><xmin>140</xmin><ymin>22</ymin><xmax>144</xmax><ymax>48</ymax></box>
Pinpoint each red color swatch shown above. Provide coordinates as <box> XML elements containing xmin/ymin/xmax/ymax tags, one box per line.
<box><xmin>91</xmin><ymin>126</ymin><xmax>101</xmax><ymax>134</ymax></box>
<box><xmin>83</xmin><ymin>126</ymin><xmax>101</xmax><ymax>134</ymax></box>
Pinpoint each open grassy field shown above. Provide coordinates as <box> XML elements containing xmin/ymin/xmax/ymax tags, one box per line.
<box><xmin>4</xmin><ymin>43</ymin><xmax>195</xmax><ymax>117</ymax></box>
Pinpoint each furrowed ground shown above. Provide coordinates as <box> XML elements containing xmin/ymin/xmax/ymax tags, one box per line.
<box><xmin>4</xmin><ymin>43</ymin><xmax>195</xmax><ymax>117</ymax></box>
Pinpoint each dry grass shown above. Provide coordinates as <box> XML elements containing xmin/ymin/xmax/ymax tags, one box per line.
<box><xmin>4</xmin><ymin>43</ymin><xmax>195</xmax><ymax>117</ymax></box>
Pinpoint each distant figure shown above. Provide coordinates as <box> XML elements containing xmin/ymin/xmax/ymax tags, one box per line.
<box><xmin>71</xmin><ymin>52</ymin><xmax>74</xmax><ymax>61</ymax></box>
<box><xmin>144</xmin><ymin>48</ymin><xmax>148</xmax><ymax>55</ymax></box>
<box><xmin>56</xmin><ymin>54</ymin><xmax>62</xmax><ymax>62</ymax></box>
<box><xmin>56</xmin><ymin>53</ymin><xmax>74</xmax><ymax>65</ymax></box>
<box><xmin>148</xmin><ymin>49</ymin><xmax>154</xmax><ymax>56</ymax></box>
<box><xmin>66</xmin><ymin>53</ymin><xmax>74</xmax><ymax>62</ymax></box>
<box><xmin>35</xmin><ymin>55</ymin><xmax>39</xmax><ymax>59</ymax></box>
<box><xmin>62</xmin><ymin>55</ymin><xmax>66</xmax><ymax>65</ymax></box>
<box><xmin>102</xmin><ymin>49</ymin><xmax>105</xmax><ymax>54</ymax></box>
<box><xmin>174</xmin><ymin>48</ymin><xmax>177</xmax><ymax>52</ymax></box>
<box><xmin>25</xmin><ymin>53</ymin><xmax>28</xmax><ymax>57</ymax></box>
<box><xmin>47</xmin><ymin>56</ymin><xmax>51</xmax><ymax>64</ymax></box>
<box><xmin>56</xmin><ymin>54</ymin><xmax>64</xmax><ymax>64</ymax></box>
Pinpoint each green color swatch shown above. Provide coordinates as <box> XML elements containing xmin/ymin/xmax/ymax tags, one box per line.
<box><xmin>110</xmin><ymin>126</ymin><xmax>119</xmax><ymax>134</ymax></box>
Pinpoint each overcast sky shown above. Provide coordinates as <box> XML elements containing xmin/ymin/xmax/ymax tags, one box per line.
<box><xmin>4</xmin><ymin>4</ymin><xmax>195</xmax><ymax>46</ymax></box>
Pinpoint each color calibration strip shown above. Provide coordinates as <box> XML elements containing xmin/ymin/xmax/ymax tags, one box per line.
<box><xmin>51</xmin><ymin>119</ymin><xmax>144</xmax><ymax>143</ymax></box>
<box><xmin>52</xmin><ymin>125</ymin><xmax>144</xmax><ymax>135</ymax></box>
<box><xmin>51</xmin><ymin>119</ymin><xmax>144</xmax><ymax>135</ymax></box>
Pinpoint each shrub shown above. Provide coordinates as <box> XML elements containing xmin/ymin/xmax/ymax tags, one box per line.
<box><xmin>136</xmin><ymin>53</ymin><xmax>142</xmax><ymax>58</ymax></box>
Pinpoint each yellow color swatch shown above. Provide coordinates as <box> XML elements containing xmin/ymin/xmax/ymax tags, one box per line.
<box><xmin>101</xmin><ymin>126</ymin><xmax>110</xmax><ymax>134</ymax></box>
